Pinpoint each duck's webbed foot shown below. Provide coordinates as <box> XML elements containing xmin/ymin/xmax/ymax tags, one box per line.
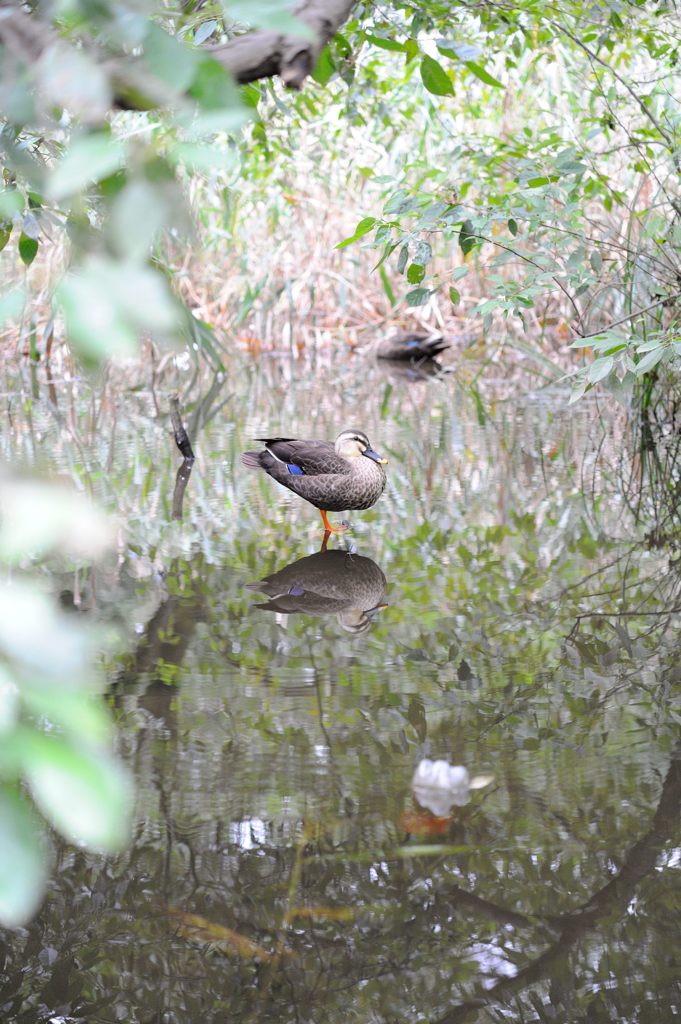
<box><xmin>320</xmin><ymin>510</ymin><xmax>350</xmax><ymax>533</ymax></box>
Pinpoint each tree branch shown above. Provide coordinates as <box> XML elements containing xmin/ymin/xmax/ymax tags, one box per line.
<box><xmin>209</xmin><ymin>0</ymin><xmax>357</xmax><ymax>89</ymax></box>
<box><xmin>0</xmin><ymin>0</ymin><xmax>358</xmax><ymax>109</ymax></box>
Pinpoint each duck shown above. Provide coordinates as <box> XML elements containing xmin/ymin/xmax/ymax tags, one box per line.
<box><xmin>247</xmin><ymin>548</ymin><xmax>388</xmax><ymax>633</ymax></box>
<box><xmin>241</xmin><ymin>428</ymin><xmax>388</xmax><ymax>533</ymax></box>
<box><xmin>375</xmin><ymin>330</ymin><xmax>449</xmax><ymax>362</ymax></box>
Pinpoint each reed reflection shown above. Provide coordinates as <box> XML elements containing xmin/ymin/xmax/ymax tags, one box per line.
<box><xmin>247</xmin><ymin>547</ymin><xmax>387</xmax><ymax>633</ymax></box>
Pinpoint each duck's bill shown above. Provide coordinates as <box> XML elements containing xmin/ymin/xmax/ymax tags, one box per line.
<box><xmin>364</xmin><ymin>447</ymin><xmax>389</xmax><ymax>464</ymax></box>
<box><xmin>366</xmin><ymin>602</ymin><xmax>389</xmax><ymax>617</ymax></box>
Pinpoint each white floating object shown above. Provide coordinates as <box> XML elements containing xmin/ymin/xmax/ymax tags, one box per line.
<box><xmin>411</xmin><ymin>759</ymin><xmax>492</xmax><ymax>816</ymax></box>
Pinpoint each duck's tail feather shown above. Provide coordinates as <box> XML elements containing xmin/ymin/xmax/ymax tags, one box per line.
<box><xmin>241</xmin><ymin>451</ymin><xmax>266</xmax><ymax>469</ymax></box>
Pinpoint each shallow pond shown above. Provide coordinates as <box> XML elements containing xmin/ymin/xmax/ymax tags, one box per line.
<box><xmin>1</xmin><ymin>351</ymin><xmax>680</xmax><ymax>1023</ymax></box>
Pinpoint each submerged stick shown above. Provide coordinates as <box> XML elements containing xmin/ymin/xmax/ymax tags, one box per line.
<box><xmin>170</xmin><ymin>395</ymin><xmax>195</xmax><ymax>521</ymax></box>
<box><xmin>170</xmin><ymin>395</ymin><xmax>195</xmax><ymax>461</ymax></box>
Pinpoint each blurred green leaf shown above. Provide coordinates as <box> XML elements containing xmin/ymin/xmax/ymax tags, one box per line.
<box><xmin>0</xmin><ymin>479</ymin><xmax>111</xmax><ymax>563</ymax></box>
<box><xmin>0</xmin><ymin>790</ymin><xmax>47</xmax><ymax>928</ymax></box>
<box><xmin>0</xmin><ymin>668</ymin><xmax>18</xmax><ymax>735</ymax></box>
<box><xmin>406</xmin><ymin>287</ymin><xmax>430</xmax><ymax>306</ymax></box>
<box><xmin>0</xmin><ymin>191</ymin><xmax>23</xmax><ymax>220</ymax></box>
<box><xmin>167</xmin><ymin>143</ymin><xmax>238</xmax><ymax>173</ymax></box>
<box><xmin>58</xmin><ymin>257</ymin><xmax>179</xmax><ymax>359</ymax></box>
<box><xmin>0</xmin><ymin>583</ymin><xmax>87</xmax><ymax>679</ymax></box>
<box><xmin>23</xmin><ymin>733</ymin><xmax>131</xmax><ymax>852</ymax></box>
<box><xmin>109</xmin><ymin>180</ymin><xmax>170</xmax><ymax>261</ymax></box>
<box><xmin>0</xmin><ymin>289</ymin><xmax>24</xmax><ymax>327</ymax></box>
<box><xmin>144</xmin><ymin>24</ymin><xmax>199</xmax><ymax>92</ymax></box>
<box><xmin>22</xmin><ymin>684</ymin><xmax>112</xmax><ymax>745</ymax></box>
<box><xmin>36</xmin><ymin>46</ymin><xmax>112</xmax><ymax>122</ymax></box>
<box><xmin>225</xmin><ymin>0</ymin><xmax>314</xmax><ymax>39</ymax></box>
<box><xmin>47</xmin><ymin>134</ymin><xmax>126</xmax><ymax>202</ymax></box>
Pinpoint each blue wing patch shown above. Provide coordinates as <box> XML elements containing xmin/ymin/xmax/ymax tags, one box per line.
<box><xmin>406</xmin><ymin>339</ymin><xmax>421</xmax><ymax>349</ymax></box>
<box><xmin>288</xmin><ymin>584</ymin><xmax>305</xmax><ymax>596</ymax></box>
<box><xmin>286</xmin><ymin>462</ymin><xmax>304</xmax><ymax>475</ymax></box>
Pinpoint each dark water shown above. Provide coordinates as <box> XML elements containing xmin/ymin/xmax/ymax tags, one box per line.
<box><xmin>1</xmin><ymin>354</ymin><xmax>681</xmax><ymax>1023</ymax></box>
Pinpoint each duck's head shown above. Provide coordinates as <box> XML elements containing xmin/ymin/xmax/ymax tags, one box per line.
<box><xmin>337</xmin><ymin>602</ymin><xmax>388</xmax><ymax>633</ymax></box>
<box><xmin>335</xmin><ymin>429</ymin><xmax>388</xmax><ymax>464</ymax></box>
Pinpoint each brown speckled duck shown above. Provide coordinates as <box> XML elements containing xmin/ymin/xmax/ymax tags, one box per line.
<box><xmin>241</xmin><ymin>428</ymin><xmax>388</xmax><ymax>533</ymax></box>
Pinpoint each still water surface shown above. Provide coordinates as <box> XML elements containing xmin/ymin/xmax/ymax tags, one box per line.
<box><xmin>1</xmin><ymin>353</ymin><xmax>680</xmax><ymax>1023</ymax></box>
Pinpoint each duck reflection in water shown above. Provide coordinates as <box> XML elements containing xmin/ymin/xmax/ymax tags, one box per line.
<box><xmin>247</xmin><ymin>547</ymin><xmax>387</xmax><ymax>634</ymax></box>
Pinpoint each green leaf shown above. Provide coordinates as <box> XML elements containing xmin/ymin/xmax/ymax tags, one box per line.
<box><xmin>18</xmin><ymin>233</ymin><xmax>38</xmax><ymax>265</ymax></box>
<box><xmin>414</xmin><ymin>240</ymin><xmax>432</xmax><ymax>264</ymax></box>
<box><xmin>464</xmin><ymin>61</ymin><xmax>504</xmax><ymax>88</ymax></box>
<box><xmin>312</xmin><ymin>46</ymin><xmax>335</xmax><ymax>85</ymax></box>
<box><xmin>587</xmin><ymin>355</ymin><xmax>614</xmax><ymax>383</ymax></box>
<box><xmin>58</xmin><ymin>256</ymin><xmax>178</xmax><ymax>360</ymax></box>
<box><xmin>0</xmin><ymin>222</ymin><xmax>11</xmax><ymax>252</ymax></box>
<box><xmin>406</xmin><ymin>287</ymin><xmax>430</xmax><ymax>306</ymax></box>
<box><xmin>590</xmin><ymin>251</ymin><xmax>603</xmax><ymax>272</ymax></box>
<box><xmin>407</xmin><ymin>263</ymin><xmax>425</xmax><ymax>284</ymax></box>
<box><xmin>0</xmin><ymin>190</ymin><xmax>23</xmax><ymax>220</ymax></box>
<box><xmin>449</xmin><ymin>287</ymin><xmax>460</xmax><ymax>305</ymax></box>
<box><xmin>47</xmin><ymin>134</ymin><xmax>126</xmax><ymax>202</ymax></box>
<box><xmin>508</xmin><ymin>218</ymin><xmax>518</xmax><ymax>236</ymax></box>
<box><xmin>188</xmin><ymin>57</ymin><xmax>243</xmax><ymax>111</ymax></box>
<box><xmin>144</xmin><ymin>24</ymin><xmax>199</xmax><ymax>92</ymax></box>
<box><xmin>226</xmin><ymin>0</ymin><xmax>314</xmax><ymax>39</ymax></box>
<box><xmin>397</xmin><ymin>245</ymin><xmax>409</xmax><ymax>274</ymax></box>
<box><xmin>365</xmin><ymin>34</ymin><xmax>406</xmax><ymax>52</ymax></box>
<box><xmin>167</xmin><ymin>144</ymin><xmax>238</xmax><ymax>174</ymax></box>
<box><xmin>635</xmin><ymin>347</ymin><xmax>665</xmax><ymax>375</ymax></box>
<box><xmin>0</xmin><ymin>790</ymin><xmax>47</xmax><ymax>927</ymax></box>
<box><xmin>420</xmin><ymin>55</ymin><xmax>454</xmax><ymax>96</ymax></box>
<box><xmin>0</xmin><ymin>288</ymin><xmax>23</xmax><ymax>325</ymax></box>
<box><xmin>0</xmin><ymin>479</ymin><xmax>111</xmax><ymax>563</ymax></box>
<box><xmin>335</xmin><ymin>217</ymin><xmax>376</xmax><ymax>249</ymax></box>
<box><xmin>23</xmin><ymin>733</ymin><xmax>131</xmax><ymax>852</ymax></box>
<box><xmin>379</xmin><ymin>266</ymin><xmax>396</xmax><ymax>306</ymax></box>
<box><xmin>109</xmin><ymin>180</ymin><xmax>170</xmax><ymax>261</ymax></box>
<box><xmin>194</xmin><ymin>19</ymin><xmax>218</xmax><ymax>44</ymax></box>
<box><xmin>526</xmin><ymin>176</ymin><xmax>554</xmax><ymax>188</ymax></box>
<box><xmin>459</xmin><ymin>220</ymin><xmax>476</xmax><ymax>256</ymax></box>
<box><xmin>23</xmin><ymin>685</ymin><xmax>112</xmax><ymax>745</ymax></box>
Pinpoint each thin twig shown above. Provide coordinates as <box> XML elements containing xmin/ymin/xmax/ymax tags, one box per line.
<box><xmin>574</xmin><ymin>290</ymin><xmax>681</xmax><ymax>341</ymax></box>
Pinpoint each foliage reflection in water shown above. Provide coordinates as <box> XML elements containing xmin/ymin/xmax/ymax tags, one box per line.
<box><xmin>0</xmin><ymin>355</ymin><xmax>680</xmax><ymax>1024</ymax></box>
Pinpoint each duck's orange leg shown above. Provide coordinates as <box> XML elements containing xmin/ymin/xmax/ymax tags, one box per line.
<box><xmin>320</xmin><ymin>509</ymin><xmax>349</xmax><ymax>533</ymax></box>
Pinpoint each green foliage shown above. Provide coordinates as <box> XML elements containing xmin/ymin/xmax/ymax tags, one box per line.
<box><xmin>1</xmin><ymin>0</ymin><xmax>679</xmax><ymax>401</ymax></box>
<box><xmin>0</xmin><ymin>480</ymin><xmax>131</xmax><ymax>927</ymax></box>
<box><xmin>0</xmin><ymin>0</ymin><xmax>251</xmax><ymax>361</ymax></box>
<box><xmin>325</xmin><ymin>2</ymin><xmax>680</xmax><ymax>398</ymax></box>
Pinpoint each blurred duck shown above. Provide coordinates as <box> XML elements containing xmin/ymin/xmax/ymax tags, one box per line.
<box><xmin>248</xmin><ymin>548</ymin><xmax>387</xmax><ymax>634</ymax></box>
<box><xmin>375</xmin><ymin>330</ymin><xmax>449</xmax><ymax>362</ymax></box>
<box><xmin>241</xmin><ymin>428</ymin><xmax>388</xmax><ymax>533</ymax></box>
